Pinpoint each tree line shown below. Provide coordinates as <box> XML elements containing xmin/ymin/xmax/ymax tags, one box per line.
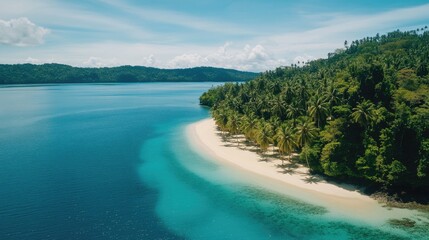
<box><xmin>0</xmin><ymin>64</ymin><xmax>258</xmax><ymax>84</ymax></box>
<box><xmin>200</xmin><ymin>28</ymin><xmax>429</xmax><ymax>193</ymax></box>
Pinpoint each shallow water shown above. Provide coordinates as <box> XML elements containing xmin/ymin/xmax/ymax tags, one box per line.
<box><xmin>0</xmin><ymin>83</ymin><xmax>427</xmax><ymax>239</ymax></box>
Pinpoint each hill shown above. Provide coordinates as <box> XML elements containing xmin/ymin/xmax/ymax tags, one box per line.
<box><xmin>200</xmin><ymin>28</ymin><xmax>429</xmax><ymax>195</ymax></box>
<box><xmin>0</xmin><ymin>64</ymin><xmax>258</xmax><ymax>84</ymax></box>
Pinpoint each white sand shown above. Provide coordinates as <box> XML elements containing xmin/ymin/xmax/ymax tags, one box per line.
<box><xmin>186</xmin><ymin>118</ymin><xmax>422</xmax><ymax>224</ymax></box>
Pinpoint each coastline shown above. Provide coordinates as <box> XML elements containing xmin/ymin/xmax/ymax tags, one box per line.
<box><xmin>186</xmin><ymin>118</ymin><xmax>423</xmax><ymax>224</ymax></box>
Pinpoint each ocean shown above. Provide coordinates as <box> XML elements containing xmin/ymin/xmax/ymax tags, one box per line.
<box><xmin>0</xmin><ymin>83</ymin><xmax>427</xmax><ymax>239</ymax></box>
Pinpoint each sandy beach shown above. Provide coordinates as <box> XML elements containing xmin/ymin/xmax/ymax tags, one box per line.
<box><xmin>186</xmin><ymin>118</ymin><xmax>421</xmax><ymax>224</ymax></box>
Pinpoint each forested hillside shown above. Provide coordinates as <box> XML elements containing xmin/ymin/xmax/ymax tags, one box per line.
<box><xmin>0</xmin><ymin>64</ymin><xmax>258</xmax><ymax>84</ymax></box>
<box><xmin>200</xmin><ymin>28</ymin><xmax>429</xmax><ymax>193</ymax></box>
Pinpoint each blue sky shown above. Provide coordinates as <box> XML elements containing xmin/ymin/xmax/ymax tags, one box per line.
<box><xmin>0</xmin><ymin>0</ymin><xmax>428</xmax><ymax>72</ymax></box>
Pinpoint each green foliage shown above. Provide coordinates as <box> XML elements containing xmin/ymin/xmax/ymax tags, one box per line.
<box><xmin>276</xmin><ymin>125</ymin><xmax>296</xmax><ymax>160</ymax></box>
<box><xmin>0</xmin><ymin>64</ymin><xmax>258</xmax><ymax>84</ymax></box>
<box><xmin>356</xmin><ymin>138</ymin><xmax>379</xmax><ymax>181</ymax></box>
<box><xmin>351</xmin><ymin>100</ymin><xmax>376</xmax><ymax>127</ymax></box>
<box><xmin>387</xmin><ymin>160</ymin><xmax>407</xmax><ymax>183</ymax></box>
<box><xmin>296</xmin><ymin>120</ymin><xmax>318</xmax><ymax>148</ymax></box>
<box><xmin>257</xmin><ymin>123</ymin><xmax>273</xmax><ymax>152</ymax></box>
<box><xmin>201</xmin><ymin>28</ymin><xmax>429</xmax><ymax>192</ymax></box>
<box><xmin>320</xmin><ymin>141</ymin><xmax>343</xmax><ymax>176</ymax></box>
<box><xmin>417</xmin><ymin>140</ymin><xmax>429</xmax><ymax>178</ymax></box>
<box><xmin>300</xmin><ymin>145</ymin><xmax>321</xmax><ymax>171</ymax></box>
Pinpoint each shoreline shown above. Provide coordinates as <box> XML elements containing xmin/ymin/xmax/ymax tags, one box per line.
<box><xmin>186</xmin><ymin>118</ymin><xmax>423</xmax><ymax>224</ymax></box>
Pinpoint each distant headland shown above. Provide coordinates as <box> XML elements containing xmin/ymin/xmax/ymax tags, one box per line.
<box><xmin>0</xmin><ymin>64</ymin><xmax>259</xmax><ymax>84</ymax></box>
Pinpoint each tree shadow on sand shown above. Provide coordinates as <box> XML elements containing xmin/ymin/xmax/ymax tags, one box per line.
<box><xmin>222</xmin><ymin>143</ymin><xmax>236</xmax><ymax>147</ymax></box>
<box><xmin>303</xmin><ymin>175</ymin><xmax>324</xmax><ymax>184</ymax></box>
<box><xmin>237</xmin><ymin>140</ymin><xmax>260</xmax><ymax>152</ymax></box>
<box><xmin>275</xmin><ymin>159</ymin><xmax>300</xmax><ymax>175</ymax></box>
<box><xmin>258</xmin><ymin>153</ymin><xmax>274</xmax><ymax>163</ymax></box>
<box><xmin>278</xmin><ymin>168</ymin><xmax>297</xmax><ymax>175</ymax></box>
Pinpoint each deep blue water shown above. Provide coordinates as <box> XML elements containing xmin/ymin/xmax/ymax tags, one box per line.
<box><xmin>0</xmin><ymin>83</ymin><xmax>210</xmax><ymax>240</ymax></box>
<box><xmin>0</xmin><ymin>83</ymin><xmax>428</xmax><ymax>240</ymax></box>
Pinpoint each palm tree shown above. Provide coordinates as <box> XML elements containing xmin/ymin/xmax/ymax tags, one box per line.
<box><xmin>296</xmin><ymin>119</ymin><xmax>318</xmax><ymax>168</ymax></box>
<box><xmin>241</xmin><ymin>114</ymin><xmax>258</xmax><ymax>143</ymax></box>
<box><xmin>256</xmin><ymin>123</ymin><xmax>273</xmax><ymax>158</ymax></box>
<box><xmin>296</xmin><ymin>120</ymin><xmax>317</xmax><ymax>148</ymax></box>
<box><xmin>229</xmin><ymin>97</ymin><xmax>242</xmax><ymax>113</ymax></box>
<box><xmin>227</xmin><ymin>113</ymin><xmax>240</xmax><ymax>145</ymax></box>
<box><xmin>276</xmin><ymin>125</ymin><xmax>296</xmax><ymax>165</ymax></box>
<box><xmin>351</xmin><ymin>100</ymin><xmax>375</xmax><ymax>127</ymax></box>
<box><xmin>239</xmin><ymin>115</ymin><xmax>249</xmax><ymax>134</ymax></box>
<box><xmin>298</xmin><ymin>80</ymin><xmax>309</xmax><ymax>109</ymax></box>
<box><xmin>286</xmin><ymin>103</ymin><xmax>302</xmax><ymax>127</ymax></box>
<box><xmin>282</xmin><ymin>83</ymin><xmax>293</xmax><ymax>104</ymax></box>
<box><xmin>213</xmin><ymin>108</ymin><xmax>228</xmax><ymax>132</ymax></box>
<box><xmin>269</xmin><ymin>116</ymin><xmax>281</xmax><ymax>129</ymax></box>
<box><xmin>270</xmin><ymin>96</ymin><xmax>286</xmax><ymax>120</ymax></box>
<box><xmin>253</xmin><ymin>97</ymin><xmax>265</xmax><ymax>118</ymax></box>
<box><xmin>324</xmin><ymin>84</ymin><xmax>340</xmax><ymax>111</ymax></box>
<box><xmin>269</xmin><ymin>81</ymin><xmax>281</xmax><ymax>95</ymax></box>
<box><xmin>308</xmin><ymin>96</ymin><xmax>329</xmax><ymax>128</ymax></box>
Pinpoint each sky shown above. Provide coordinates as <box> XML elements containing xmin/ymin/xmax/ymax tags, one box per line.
<box><xmin>0</xmin><ymin>0</ymin><xmax>428</xmax><ymax>72</ymax></box>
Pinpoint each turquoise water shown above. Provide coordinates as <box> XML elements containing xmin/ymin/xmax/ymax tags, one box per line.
<box><xmin>0</xmin><ymin>83</ymin><xmax>427</xmax><ymax>239</ymax></box>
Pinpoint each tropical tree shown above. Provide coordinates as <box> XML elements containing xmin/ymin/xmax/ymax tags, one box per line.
<box><xmin>257</xmin><ymin>123</ymin><xmax>273</xmax><ymax>158</ymax></box>
<box><xmin>269</xmin><ymin>116</ymin><xmax>281</xmax><ymax>130</ymax></box>
<box><xmin>276</xmin><ymin>125</ymin><xmax>296</xmax><ymax>165</ymax></box>
<box><xmin>270</xmin><ymin>95</ymin><xmax>286</xmax><ymax>120</ymax></box>
<box><xmin>212</xmin><ymin>108</ymin><xmax>228</xmax><ymax>132</ymax></box>
<box><xmin>324</xmin><ymin>84</ymin><xmax>340</xmax><ymax>111</ymax></box>
<box><xmin>286</xmin><ymin>103</ymin><xmax>302</xmax><ymax>127</ymax></box>
<box><xmin>240</xmin><ymin>114</ymin><xmax>258</xmax><ymax>142</ymax></box>
<box><xmin>308</xmin><ymin>96</ymin><xmax>329</xmax><ymax>128</ymax></box>
<box><xmin>296</xmin><ymin>119</ymin><xmax>318</xmax><ymax>167</ymax></box>
<box><xmin>351</xmin><ymin>100</ymin><xmax>376</xmax><ymax>127</ymax></box>
<box><xmin>282</xmin><ymin>83</ymin><xmax>293</xmax><ymax>104</ymax></box>
<box><xmin>296</xmin><ymin>120</ymin><xmax>318</xmax><ymax>148</ymax></box>
<box><xmin>227</xmin><ymin>113</ymin><xmax>241</xmax><ymax>145</ymax></box>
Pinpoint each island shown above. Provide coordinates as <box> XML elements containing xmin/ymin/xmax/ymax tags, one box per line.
<box><xmin>0</xmin><ymin>64</ymin><xmax>258</xmax><ymax>84</ymax></box>
<box><xmin>198</xmin><ymin>29</ymin><xmax>429</xmax><ymax>209</ymax></box>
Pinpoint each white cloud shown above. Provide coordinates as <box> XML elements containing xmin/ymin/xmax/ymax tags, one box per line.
<box><xmin>0</xmin><ymin>18</ymin><xmax>49</xmax><ymax>46</ymax></box>
<box><xmin>293</xmin><ymin>55</ymin><xmax>315</xmax><ymax>65</ymax></box>
<box><xmin>24</xmin><ymin>56</ymin><xmax>55</xmax><ymax>64</ymax></box>
<box><xmin>166</xmin><ymin>43</ymin><xmax>286</xmax><ymax>72</ymax></box>
<box><xmin>142</xmin><ymin>54</ymin><xmax>157</xmax><ymax>66</ymax></box>
<box><xmin>83</xmin><ymin>57</ymin><xmax>118</xmax><ymax>67</ymax></box>
<box><xmin>168</xmin><ymin>54</ymin><xmax>206</xmax><ymax>69</ymax></box>
<box><xmin>25</xmin><ymin>57</ymin><xmax>41</xmax><ymax>64</ymax></box>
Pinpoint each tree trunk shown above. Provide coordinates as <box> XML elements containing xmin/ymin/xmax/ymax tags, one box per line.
<box><xmin>305</xmin><ymin>156</ymin><xmax>310</xmax><ymax>170</ymax></box>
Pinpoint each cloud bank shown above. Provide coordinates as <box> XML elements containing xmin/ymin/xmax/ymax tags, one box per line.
<box><xmin>83</xmin><ymin>57</ymin><xmax>118</xmax><ymax>68</ymax></box>
<box><xmin>0</xmin><ymin>18</ymin><xmax>49</xmax><ymax>46</ymax></box>
<box><xmin>70</xmin><ymin>42</ymin><xmax>287</xmax><ymax>72</ymax></box>
<box><xmin>166</xmin><ymin>43</ymin><xmax>287</xmax><ymax>72</ymax></box>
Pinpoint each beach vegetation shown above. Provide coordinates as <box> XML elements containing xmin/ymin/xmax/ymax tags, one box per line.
<box><xmin>200</xmin><ymin>28</ymin><xmax>429</xmax><ymax>193</ymax></box>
